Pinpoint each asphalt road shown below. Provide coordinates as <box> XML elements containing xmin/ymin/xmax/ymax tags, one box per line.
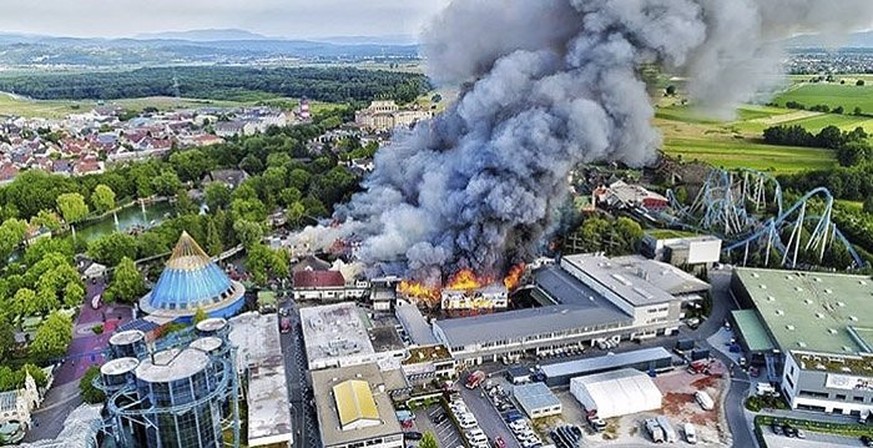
<box><xmin>459</xmin><ymin>384</ymin><xmax>521</xmax><ymax>448</ymax></box>
<box><xmin>281</xmin><ymin>297</ymin><xmax>321</xmax><ymax>448</ymax></box>
<box><xmin>701</xmin><ymin>269</ymin><xmax>756</xmax><ymax>448</ymax></box>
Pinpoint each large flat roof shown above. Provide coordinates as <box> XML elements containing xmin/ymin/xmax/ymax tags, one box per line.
<box><xmin>734</xmin><ymin>268</ymin><xmax>873</xmax><ymax>355</ymax></box>
<box><xmin>540</xmin><ymin>347</ymin><xmax>673</xmax><ymax>379</ymax></box>
<box><xmin>731</xmin><ymin>310</ymin><xmax>777</xmax><ymax>352</ymax></box>
<box><xmin>534</xmin><ymin>266</ymin><xmax>608</xmax><ymax>307</ymax></box>
<box><xmin>300</xmin><ymin>303</ymin><xmax>376</xmax><ymax>366</ymax></box>
<box><xmin>562</xmin><ymin>254</ymin><xmax>708</xmax><ymax>306</ymax></box>
<box><xmin>513</xmin><ymin>382</ymin><xmax>561</xmax><ymax>412</ymax></box>
<box><xmin>434</xmin><ymin>303</ymin><xmax>630</xmax><ymax>349</ymax></box>
<box><xmin>312</xmin><ymin>364</ymin><xmax>403</xmax><ymax>447</ymax></box>
<box><xmin>394</xmin><ymin>300</ymin><xmax>438</xmax><ymax>346</ymax></box>
<box><xmin>228</xmin><ymin>312</ymin><xmax>293</xmax><ymax>446</ymax></box>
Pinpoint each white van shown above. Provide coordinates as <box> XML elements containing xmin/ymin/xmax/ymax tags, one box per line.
<box><xmin>695</xmin><ymin>391</ymin><xmax>715</xmax><ymax>411</ymax></box>
<box><xmin>684</xmin><ymin>423</ymin><xmax>698</xmax><ymax>444</ymax></box>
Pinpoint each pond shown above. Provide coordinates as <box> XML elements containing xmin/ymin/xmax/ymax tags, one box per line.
<box><xmin>76</xmin><ymin>200</ymin><xmax>176</xmax><ymax>243</ymax></box>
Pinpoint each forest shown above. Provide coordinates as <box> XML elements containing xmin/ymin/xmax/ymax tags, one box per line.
<box><xmin>0</xmin><ymin>66</ymin><xmax>431</xmax><ymax>103</ymax></box>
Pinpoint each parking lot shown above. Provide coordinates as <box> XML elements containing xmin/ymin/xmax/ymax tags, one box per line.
<box><xmin>413</xmin><ymin>405</ymin><xmax>463</xmax><ymax>448</ymax></box>
<box><xmin>763</xmin><ymin>432</ymin><xmax>868</xmax><ymax>448</ymax></box>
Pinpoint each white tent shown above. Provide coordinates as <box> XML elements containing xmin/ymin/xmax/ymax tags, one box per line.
<box><xmin>570</xmin><ymin>368</ymin><xmax>662</xmax><ymax>418</ymax></box>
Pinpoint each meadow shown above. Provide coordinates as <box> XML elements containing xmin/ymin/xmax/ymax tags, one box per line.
<box><xmin>773</xmin><ymin>82</ymin><xmax>873</xmax><ymax>114</ymax></box>
<box><xmin>0</xmin><ymin>93</ymin><xmax>340</xmax><ymax>119</ymax></box>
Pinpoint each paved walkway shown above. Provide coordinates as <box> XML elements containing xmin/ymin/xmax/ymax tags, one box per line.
<box><xmin>53</xmin><ymin>280</ymin><xmax>133</xmax><ymax>386</ymax></box>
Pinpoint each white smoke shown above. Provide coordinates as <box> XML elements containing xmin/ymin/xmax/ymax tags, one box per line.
<box><xmin>304</xmin><ymin>0</ymin><xmax>873</xmax><ymax>283</ymax></box>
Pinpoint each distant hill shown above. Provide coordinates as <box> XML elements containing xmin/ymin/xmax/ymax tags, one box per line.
<box><xmin>786</xmin><ymin>30</ymin><xmax>873</xmax><ymax>48</ymax></box>
<box><xmin>316</xmin><ymin>35</ymin><xmax>418</xmax><ymax>46</ymax></box>
<box><xmin>134</xmin><ymin>28</ymin><xmax>271</xmax><ymax>42</ymax></box>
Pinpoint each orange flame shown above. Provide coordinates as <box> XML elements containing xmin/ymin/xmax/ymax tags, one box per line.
<box><xmin>446</xmin><ymin>269</ymin><xmax>488</xmax><ymax>290</ymax></box>
<box><xmin>398</xmin><ymin>280</ymin><xmax>439</xmax><ymax>302</ymax></box>
<box><xmin>503</xmin><ymin>263</ymin><xmax>525</xmax><ymax>290</ymax></box>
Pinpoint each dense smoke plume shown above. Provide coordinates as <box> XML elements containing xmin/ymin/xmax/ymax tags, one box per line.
<box><xmin>304</xmin><ymin>0</ymin><xmax>873</xmax><ymax>284</ymax></box>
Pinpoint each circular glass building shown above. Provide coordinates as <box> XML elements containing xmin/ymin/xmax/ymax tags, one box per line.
<box><xmin>140</xmin><ymin>232</ymin><xmax>245</xmax><ymax>321</ymax></box>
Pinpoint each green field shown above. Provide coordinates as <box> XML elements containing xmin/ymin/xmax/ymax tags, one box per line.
<box><xmin>0</xmin><ymin>93</ymin><xmax>342</xmax><ymax>119</ymax></box>
<box><xmin>773</xmin><ymin>83</ymin><xmax>873</xmax><ymax>114</ymax></box>
<box><xmin>663</xmin><ymin>138</ymin><xmax>835</xmax><ymax>173</ymax></box>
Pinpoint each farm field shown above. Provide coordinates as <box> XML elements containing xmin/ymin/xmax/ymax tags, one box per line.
<box><xmin>0</xmin><ymin>93</ymin><xmax>341</xmax><ymax>118</ymax></box>
<box><xmin>662</xmin><ymin>137</ymin><xmax>835</xmax><ymax>173</ymax></box>
<box><xmin>773</xmin><ymin>83</ymin><xmax>873</xmax><ymax>114</ymax></box>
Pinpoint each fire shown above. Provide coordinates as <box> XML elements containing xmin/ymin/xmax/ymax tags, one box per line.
<box><xmin>446</xmin><ymin>269</ymin><xmax>488</xmax><ymax>291</ymax></box>
<box><xmin>503</xmin><ymin>263</ymin><xmax>525</xmax><ymax>290</ymax></box>
<box><xmin>398</xmin><ymin>280</ymin><xmax>439</xmax><ymax>302</ymax></box>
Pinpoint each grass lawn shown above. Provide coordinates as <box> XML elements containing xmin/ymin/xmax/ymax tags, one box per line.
<box><xmin>0</xmin><ymin>93</ymin><xmax>341</xmax><ymax>118</ymax></box>
<box><xmin>662</xmin><ymin>137</ymin><xmax>835</xmax><ymax>173</ymax></box>
<box><xmin>777</xmin><ymin>113</ymin><xmax>873</xmax><ymax>133</ymax></box>
<box><xmin>773</xmin><ymin>83</ymin><xmax>873</xmax><ymax>114</ymax></box>
<box><xmin>0</xmin><ymin>93</ymin><xmax>247</xmax><ymax>118</ymax></box>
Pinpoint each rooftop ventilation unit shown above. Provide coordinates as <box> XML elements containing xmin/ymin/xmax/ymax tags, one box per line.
<box><xmin>775</xmin><ymin>310</ymin><xmax>784</xmax><ymax>316</ymax></box>
<box><xmin>786</xmin><ymin>325</ymin><xmax>795</xmax><ymax>331</ymax></box>
<box><xmin>767</xmin><ymin>296</ymin><xmax>775</xmax><ymax>302</ymax></box>
<box><xmin>804</xmin><ymin>299</ymin><xmax>813</xmax><ymax>305</ymax></box>
<box><xmin>828</xmin><ymin>329</ymin><xmax>838</xmax><ymax>335</ymax></box>
<box><xmin>815</xmin><ymin>313</ymin><xmax>825</xmax><ymax>319</ymax></box>
<box><xmin>851</xmin><ymin>316</ymin><xmax>859</xmax><ymax>322</ymax></box>
<box><xmin>751</xmin><ymin>272</ymin><xmax>760</xmax><ymax>278</ymax></box>
<box><xmin>760</xmin><ymin>284</ymin><xmax>767</xmax><ymax>290</ymax></box>
<box><xmin>795</xmin><ymin>286</ymin><xmax>803</xmax><ymax>292</ymax></box>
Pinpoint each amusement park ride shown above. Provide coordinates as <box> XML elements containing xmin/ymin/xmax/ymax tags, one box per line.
<box><xmin>664</xmin><ymin>168</ymin><xmax>864</xmax><ymax>270</ymax></box>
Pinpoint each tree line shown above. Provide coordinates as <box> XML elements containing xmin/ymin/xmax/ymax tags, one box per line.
<box><xmin>0</xmin><ymin>66</ymin><xmax>430</xmax><ymax>104</ymax></box>
<box><xmin>762</xmin><ymin>125</ymin><xmax>870</xmax><ymax>167</ymax></box>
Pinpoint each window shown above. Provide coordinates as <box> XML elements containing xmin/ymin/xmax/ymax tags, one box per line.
<box><xmin>836</xmin><ymin>394</ymin><xmax>847</xmax><ymax>401</ymax></box>
<box><xmin>854</xmin><ymin>396</ymin><xmax>865</xmax><ymax>403</ymax></box>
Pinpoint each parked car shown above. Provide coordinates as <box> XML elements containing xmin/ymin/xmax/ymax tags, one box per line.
<box><xmin>783</xmin><ymin>424</ymin><xmax>798</xmax><ymax>438</ymax></box>
<box><xmin>404</xmin><ymin>432</ymin><xmax>423</xmax><ymax>441</ymax></box>
<box><xmin>770</xmin><ymin>422</ymin><xmax>783</xmax><ymax>436</ymax></box>
<box><xmin>684</xmin><ymin>423</ymin><xmax>698</xmax><ymax>444</ymax></box>
<box><xmin>861</xmin><ymin>435</ymin><xmax>873</xmax><ymax>447</ymax></box>
<box><xmin>493</xmin><ymin>436</ymin><xmax>507</xmax><ymax>448</ymax></box>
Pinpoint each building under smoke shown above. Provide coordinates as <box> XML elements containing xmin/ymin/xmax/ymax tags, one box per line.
<box><xmin>298</xmin><ymin>0</ymin><xmax>873</xmax><ymax>284</ymax></box>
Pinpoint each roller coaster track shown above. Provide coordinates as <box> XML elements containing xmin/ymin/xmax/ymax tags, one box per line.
<box><xmin>666</xmin><ymin>169</ymin><xmax>864</xmax><ymax>269</ymax></box>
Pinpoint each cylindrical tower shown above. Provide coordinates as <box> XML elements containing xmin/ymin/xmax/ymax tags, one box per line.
<box><xmin>100</xmin><ymin>357</ymin><xmax>139</xmax><ymax>393</ymax></box>
<box><xmin>195</xmin><ymin>318</ymin><xmax>229</xmax><ymax>338</ymax></box>
<box><xmin>134</xmin><ymin>348</ymin><xmax>223</xmax><ymax>448</ymax></box>
<box><xmin>109</xmin><ymin>330</ymin><xmax>147</xmax><ymax>359</ymax></box>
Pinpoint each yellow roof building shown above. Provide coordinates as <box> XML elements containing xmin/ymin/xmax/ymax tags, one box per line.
<box><xmin>332</xmin><ymin>380</ymin><xmax>380</xmax><ymax>431</ymax></box>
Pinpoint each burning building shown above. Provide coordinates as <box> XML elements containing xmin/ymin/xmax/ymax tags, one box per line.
<box><xmin>441</xmin><ymin>283</ymin><xmax>508</xmax><ymax>311</ymax></box>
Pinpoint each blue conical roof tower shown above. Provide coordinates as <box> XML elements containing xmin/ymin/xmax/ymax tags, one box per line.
<box><xmin>140</xmin><ymin>232</ymin><xmax>245</xmax><ymax>321</ymax></box>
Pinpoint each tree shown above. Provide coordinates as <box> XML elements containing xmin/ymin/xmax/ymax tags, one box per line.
<box><xmin>193</xmin><ymin>308</ymin><xmax>208</xmax><ymax>325</ymax></box>
<box><xmin>419</xmin><ymin>432</ymin><xmax>438</xmax><ymax>448</ymax></box>
<box><xmin>858</xmin><ymin>79</ymin><xmax>866</xmax><ymax>86</ymax></box>
<box><xmin>285</xmin><ymin>201</ymin><xmax>306</xmax><ymax>228</ymax></box>
<box><xmin>665</xmin><ymin>85</ymin><xmax>677</xmax><ymax>96</ymax></box>
<box><xmin>854</xmin><ymin>106</ymin><xmax>864</xmax><ymax>116</ymax></box>
<box><xmin>30</xmin><ymin>311</ymin><xmax>73</xmax><ymax>364</ymax></box>
<box><xmin>30</xmin><ymin>210</ymin><xmax>62</xmax><ymax>232</ymax></box>
<box><xmin>56</xmin><ymin>193</ymin><xmax>89</xmax><ymax>236</ymax></box>
<box><xmin>106</xmin><ymin>257</ymin><xmax>146</xmax><ymax>304</ymax></box>
<box><xmin>88</xmin><ymin>232</ymin><xmax>138</xmax><ymax>266</ymax></box>
<box><xmin>79</xmin><ymin>365</ymin><xmax>105</xmax><ymax>404</ymax></box>
<box><xmin>151</xmin><ymin>170</ymin><xmax>183</xmax><ymax>197</ymax></box>
<box><xmin>12</xmin><ymin>288</ymin><xmax>42</xmax><ymax>318</ymax></box>
<box><xmin>63</xmin><ymin>282</ymin><xmax>85</xmax><ymax>308</ymax></box>
<box><xmin>0</xmin><ymin>218</ymin><xmax>28</xmax><ymax>263</ymax></box>
<box><xmin>205</xmin><ymin>217</ymin><xmax>224</xmax><ymax>256</ymax></box>
<box><xmin>234</xmin><ymin>220</ymin><xmax>264</xmax><ymax>249</ymax></box>
<box><xmin>863</xmin><ymin>196</ymin><xmax>873</xmax><ymax>215</ymax></box>
<box><xmin>91</xmin><ymin>184</ymin><xmax>116</xmax><ymax>213</ymax></box>
<box><xmin>205</xmin><ymin>182</ymin><xmax>232</xmax><ymax>211</ymax></box>
<box><xmin>174</xmin><ymin>189</ymin><xmax>198</xmax><ymax>215</ymax></box>
<box><xmin>21</xmin><ymin>364</ymin><xmax>47</xmax><ymax>388</ymax></box>
<box><xmin>230</xmin><ymin>198</ymin><xmax>267</xmax><ymax>223</ymax></box>
<box><xmin>246</xmin><ymin>244</ymin><xmax>289</xmax><ymax>285</ymax></box>
<box><xmin>169</xmin><ymin>149</ymin><xmax>213</xmax><ymax>183</ymax></box>
<box><xmin>0</xmin><ymin>317</ymin><xmax>15</xmax><ymax>361</ymax></box>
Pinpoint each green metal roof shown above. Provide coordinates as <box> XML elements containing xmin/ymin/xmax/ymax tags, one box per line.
<box><xmin>731</xmin><ymin>310</ymin><xmax>776</xmax><ymax>352</ymax></box>
<box><xmin>735</xmin><ymin>268</ymin><xmax>873</xmax><ymax>355</ymax></box>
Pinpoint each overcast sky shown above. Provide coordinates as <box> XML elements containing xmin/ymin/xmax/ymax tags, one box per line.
<box><xmin>0</xmin><ymin>0</ymin><xmax>452</xmax><ymax>39</ymax></box>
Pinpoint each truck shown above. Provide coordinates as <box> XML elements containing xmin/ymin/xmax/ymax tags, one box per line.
<box><xmin>656</xmin><ymin>416</ymin><xmax>677</xmax><ymax>443</ymax></box>
<box><xmin>280</xmin><ymin>317</ymin><xmax>292</xmax><ymax>333</ymax></box>
<box><xmin>465</xmin><ymin>370</ymin><xmax>487</xmax><ymax>389</ymax></box>
<box><xmin>644</xmin><ymin>418</ymin><xmax>665</xmax><ymax>443</ymax></box>
<box><xmin>683</xmin><ymin>423</ymin><xmax>698</xmax><ymax>444</ymax></box>
<box><xmin>695</xmin><ymin>391</ymin><xmax>715</xmax><ymax>411</ymax></box>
